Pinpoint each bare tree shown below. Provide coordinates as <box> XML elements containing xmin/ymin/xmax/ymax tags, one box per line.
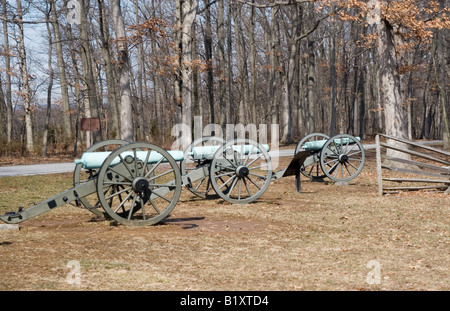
<box><xmin>134</xmin><ymin>0</ymin><xmax>145</xmax><ymax>140</ymax></box>
<box><xmin>433</xmin><ymin>29</ymin><xmax>449</xmax><ymax>149</ymax></box>
<box><xmin>42</xmin><ymin>1</ymin><xmax>53</xmax><ymax>157</ymax></box>
<box><xmin>110</xmin><ymin>0</ymin><xmax>134</xmax><ymax>141</ymax></box>
<box><xmin>49</xmin><ymin>0</ymin><xmax>71</xmax><ymax>140</ymax></box>
<box><xmin>15</xmin><ymin>0</ymin><xmax>34</xmax><ymax>152</ymax></box>
<box><xmin>175</xmin><ymin>0</ymin><xmax>199</xmax><ymax>148</ymax></box>
<box><xmin>204</xmin><ymin>0</ymin><xmax>214</xmax><ymax>125</ymax></box>
<box><xmin>1</xmin><ymin>0</ymin><xmax>13</xmax><ymax>145</ymax></box>
<box><xmin>78</xmin><ymin>0</ymin><xmax>102</xmax><ymax>145</ymax></box>
<box><xmin>232</xmin><ymin>1</ymin><xmax>248</xmax><ymax>126</ymax></box>
<box><xmin>217</xmin><ymin>0</ymin><xmax>227</xmax><ymax>127</ymax></box>
<box><xmin>98</xmin><ymin>0</ymin><xmax>120</xmax><ymax>139</ymax></box>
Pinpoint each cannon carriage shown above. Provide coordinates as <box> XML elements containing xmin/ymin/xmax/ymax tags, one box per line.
<box><xmin>295</xmin><ymin>133</ymin><xmax>365</xmax><ymax>183</ymax></box>
<box><xmin>0</xmin><ymin>133</ymin><xmax>364</xmax><ymax>227</ymax></box>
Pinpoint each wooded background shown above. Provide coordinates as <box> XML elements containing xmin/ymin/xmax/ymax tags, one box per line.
<box><xmin>0</xmin><ymin>0</ymin><xmax>449</xmax><ymax>156</ymax></box>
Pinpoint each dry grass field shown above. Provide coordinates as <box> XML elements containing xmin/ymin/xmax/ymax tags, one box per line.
<box><xmin>0</xmin><ymin>147</ymin><xmax>448</xmax><ymax>291</ymax></box>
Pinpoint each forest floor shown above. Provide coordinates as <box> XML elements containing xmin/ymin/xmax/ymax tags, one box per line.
<box><xmin>0</xmin><ymin>146</ymin><xmax>448</xmax><ymax>291</ymax></box>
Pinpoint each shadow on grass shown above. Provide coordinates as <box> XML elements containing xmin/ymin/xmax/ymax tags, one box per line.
<box><xmin>162</xmin><ymin>216</ymin><xmax>206</xmax><ymax>229</ymax></box>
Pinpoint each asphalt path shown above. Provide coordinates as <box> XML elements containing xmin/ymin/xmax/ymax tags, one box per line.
<box><xmin>0</xmin><ymin>162</ymin><xmax>77</xmax><ymax>177</ymax></box>
<box><xmin>0</xmin><ymin>141</ymin><xmax>442</xmax><ymax>177</ymax></box>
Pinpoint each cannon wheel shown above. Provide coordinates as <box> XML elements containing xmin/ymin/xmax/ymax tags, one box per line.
<box><xmin>181</xmin><ymin>136</ymin><xmax>225</xmax><ymax>199</ymax></box>
<box><xmin>73</xmin><ymin>139</ymin><xmax>129</xmax><ymax>217</ymax></box>
<box><xmin>295</xmin><ymin>133</ymin><xmax>330</xmax><ymax>180</ymax></box>
<box><xmin>96</xmin><ymin>142</ymin><xmax>182</xmax><ymax>226</ymax></box>
<box><xmin>209</xmin><ymin>139</ymin><xmax>272</xmax><ymax>204</ymax></box>
<box><xmin>319</xmin><ymin>134</ymin><xmax>365</xmax><ymax>182</ymax></box>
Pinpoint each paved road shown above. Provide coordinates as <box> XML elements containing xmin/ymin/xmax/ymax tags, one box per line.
<box><xmin>0</xmin><ymin>140</ymin><xmax>442</xmax><ymax>177</ymax></box>
<box><xmin>0</xmin><ymin>162</ymin><xmax>76</xmax><ymax>177</ymax></box>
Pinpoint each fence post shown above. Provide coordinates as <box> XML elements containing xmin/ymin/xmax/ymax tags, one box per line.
<box><xmin>375</xmin><ymin>134</ymin><xmax>383</xmax><ymax>196</ymax></box>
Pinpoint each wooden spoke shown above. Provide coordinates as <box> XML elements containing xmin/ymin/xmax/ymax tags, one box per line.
<box><xmin>296</xmin><ymin>133</ymin><xmax>330</xmax><ymax>180</ymax></box>
<box><xmin>97</xmin><ymin>142</ymin><xmax>182</xmax><ymax>226</ymax></box>
<box><xmin>73</xmin><ymin>139</ymin><xmax>129</xmax><ymax>217</ymax></box>
<box><xmin>180</xmin><ymin>136</ymin><xmax>225</xmax><ymax>199</ymax></box>
<box><xmin>320</xmin><ymin>134</ymin><xmax>365</xmax><ymax>182</ymax></box>
<box><xmin>209</xmin><ymin>139</ymin><xmax>272</xmax><ymax>204</ymax></box>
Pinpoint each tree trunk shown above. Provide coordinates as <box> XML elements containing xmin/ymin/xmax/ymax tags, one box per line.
<box><xmin>280</xmin><ymin>8</ymin><xmax>299</xmax><ymax>144</ymax></box>
<box><xmin>358</xmin><ymin>66</ymin><xmax>366</xmax><ymax>139</ymax></box>
<box><xmin>375</xmin><ymin>2</ymin><xmax>409</xmax><ymax>161</ymax></box>
<box><xmin>280</xmin><ymin>74</ymin><xmax>292</xmax><ymax>144</ymax></box>
<box><xmin>150</xmin><ymin>0</ymin><xmax>162</xmax><ymax>139</ymax></box>
<box><xmin>226</xmin><ymin>0</ymin><xmax>234</xmax><ymax>124</ymax></box>
<box><xmin>0</xmin><ymin>68</ymin><xmax>7</xmax><ymax>138</ymax></box>
<box><xmin>233</xmin><ymin>2</ymin><xmax>247</xmax><ymax>126</ymax></box>
<box><xmin>249</xmin><ymin>0</ymin><xmax>257</xmax><ymax>125</ymax></box>
<box><xmin>16</xmin><ymin>0</ymin><xmax>33</xmax><ymax>152</ymax></box>
<box><xmin>42</xmin><ymin>4</ymin><xmax>54</xmax><ymax>157</ymax></box>
<box><xmin>419</xmin><ymin>66</ymin><xmax>432</xmax><ymax>139</ymax></box>
<box><xmin>79</xmin><ymin>0</ymin><xmax>102</xmax><ymax>144</ymax></box>
<box><xmin>192</xmin><ymin>22</ymin><xmax>200</xmax><ymax>119</ymax></box>
<box><xmin>217</xmin><ymin>0</ymin><xmax>226</xmax><ymax>127</ymax></box>
<box><xmin>204</xmin><ymin>1</ymin><xmax>214</xmax><ymax>124</ymax></box>
<box><xmin>329</xmin><ymin>29</ymin><xmax>337</xmax><ymax>136</ymax></box>
<box><xmin>98</xmin><ymin>0</ymin><xmax>120</xmax><ymax>139</ymax></box>
<box><xmin>374</xmin><ymin>54</ymin><xmax>383</xmax><ymax>133</ymax></box>
<box><xmin>377</xmin><ymin>21</ymin><xmax>407</xmax><ymax>139</ymax></box>
<box><xmin>65</xmin><ymin>22</ymin><xmax>84</xmax><ymax>154</ymax></box>
<box><xmin>306</xmin><ymin>39</ymin><xmax>315</xmax><ymax>133</ymax></box>
<box><xmin>433</xmin><ymin>30</ymin><xmax>449</xmax><ymax>149</ymax></box>
<box><xmin>174</xmin><ymin>0</ymin><xmax>182</xmax><ymax>126</ymax></box>
<box><xmin>1</xmin><ymin>0</ymin><xmax>13</xmax><ymax>145</ymax></box>
<box><xmin>183</xmin><ymin>0</ymin><xmax>198</xmax><ymax>143</ymax></box>
<box><xmin>348</xmin><ymin>51</ymin><xmax>358</xmax><ymax>135</ymax></box>
<box><xmin>110</xmin><ymin>0</ymin><xmax>134</xmax><ymax>142</ymax></box>
<box><xmin>49</xmin><ymin>0</ymin><xmax>71</xmax><ymax>140</ymax></box>
<box><xmin>296</xmin><ymin>5</ymin><xmax>305</xmax><ymax>137</ymax></box>
<box><xmin>134</xmin><ymin>0</ymin><xmax>145</xmax><ymax>140</ymax></box>
<box><xmin>270</xmin><ymin>6</ymin><xmax>280</xmax><ymax>126</ymax></box>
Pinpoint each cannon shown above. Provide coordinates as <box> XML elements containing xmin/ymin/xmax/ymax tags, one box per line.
<box><xmin>180</xmin><ymin>136</ymin><xmax>310</xmax><ymax>204</ymax></box>
<box><xmin>0</xmin><ymin>133</ymin><xmax>363</xmax><ymax>227</ymax></box>
<box><xmin>294</xmin><ymin>133</ymin><xmax>365</xmax><ymax>182</ymax></box>
<box><xmin>0</xmin><ymin>138</ymin><xmax>306</xmax><ymax>226</ymax></box>
<box><xmin>1</xmin><ymin>141</ymin><xmax>184</xmax><ymax>227</ymax></box>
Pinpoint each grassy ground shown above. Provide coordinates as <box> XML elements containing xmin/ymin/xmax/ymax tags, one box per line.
<box><xmin>0</xmin><ymin>148</ymin><xmax>448</xmax><ymax>291</ymax></box>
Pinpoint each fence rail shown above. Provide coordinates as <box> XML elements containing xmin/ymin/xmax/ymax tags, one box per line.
<box><xmin>375</xmin><ymin>134</ymin><xmax>450</xmax><ymax>195</ymax></box>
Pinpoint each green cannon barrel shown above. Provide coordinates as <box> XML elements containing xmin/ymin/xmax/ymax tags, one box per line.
<box><xmin>76</xmin><ymin>144</ymin><xmax>269</xmax><ymax>169</ymax></box>
<box><xmin>190</xmin><ymin>144</ymin><xmax>270</xmax><ymax>160</ymax></box>
<box><xmin>75</xmin><ymin>150</ymin><xmax>185</xmax><ymax>169</ymax></box>
<box><xmin>302</xmin><ymin>137</ymin><xmax>360</xmax><ymax>151</ymax></box>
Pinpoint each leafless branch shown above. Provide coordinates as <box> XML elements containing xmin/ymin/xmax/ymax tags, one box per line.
<box><xmin>0</xmin><ymin>15</ymin><xmax>49</xmax><ymax>24</ymax></box>
<box><xmin>236</xmin><ymin>0</ymin><xmax>311</xmax><ymax>8</ymax></box>
<box><xmin>295</xmin><ymin>6</ymin><xmax>343</xmax><ymax>42</ymax></box>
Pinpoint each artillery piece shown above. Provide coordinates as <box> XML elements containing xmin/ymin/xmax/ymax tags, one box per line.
<box><xmin>295</xmin><ymin>133</ymin><xmax>365</xmax><ymax>182</ymax></box>
<box><xmin>0</xmin><ymin>133</ymin><xmax>364</xmax><ymax>227</ymax></box>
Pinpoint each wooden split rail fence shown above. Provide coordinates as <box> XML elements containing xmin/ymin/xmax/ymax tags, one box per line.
<box><xmin>375</xmin><ymin>134</ymin><xmax>450</xmax><ymax>195</ymax></box>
